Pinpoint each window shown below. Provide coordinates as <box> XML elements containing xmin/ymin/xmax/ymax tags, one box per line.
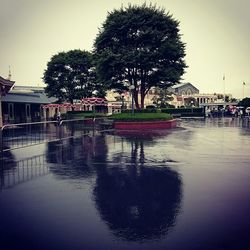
<box><xmin>187</xmin><ymin>89</ymin><xmax>192</xmax><ymax>95</ymax></box>
<box><xmin>26</xmin><ymin>104</ymin><xmax>31</xmax><ymax>118</ymax></box>
<box><xmin>8</xmin><ymin>103</ymin><xmax>14</xmax><ymax>119</ymax></box>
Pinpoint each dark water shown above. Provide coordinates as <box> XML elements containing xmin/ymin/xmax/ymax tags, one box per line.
<box><xmin>1</xmin><ymin>118</ymin><xmax>250</xmax><ymax>250</ymax></box>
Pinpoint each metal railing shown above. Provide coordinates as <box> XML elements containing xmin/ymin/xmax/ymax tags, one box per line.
<box><xmin>0</xmin><ymin>117</ymin><xmax>114</xmax><ymax>156</ymax></box>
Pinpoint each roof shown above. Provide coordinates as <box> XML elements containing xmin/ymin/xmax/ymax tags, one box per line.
<box><xmin>81</xmin><ymin>98</ymin><xmax>108</xmax><ymax>105</ymax></box>
<box><xmin>2</xmin><ymin>92</ymin><xmax>52</xmax><ymax>104</ymax></box>
<box><xmin>171</xmin><ymin>83</ymin><xmax>199</xmax><ymax>92</ymax></box>
<box><xmin>171</xmin><ymin>83</ymin><xmax>186</xmax><ymax>89</ymax></box>
<box><xmin>11</xmin><ymin>85</ymin><xmax>45</xmax><ymax>92</ymax></box>
<box><xmin>0</xmin><ymin>76</ymin><xmax>15</xmax><ymax>96</ymax></box>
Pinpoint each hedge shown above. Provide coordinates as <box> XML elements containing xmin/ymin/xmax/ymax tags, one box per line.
<box><xmin>161</xmin><ymin>107</ymin><xmax>204</xmax><ymax>115</ymax></box>
<box><xmin>109</xmin><ymin>112</ymin><xmax>173</xmax><ymax>121</ymax></box>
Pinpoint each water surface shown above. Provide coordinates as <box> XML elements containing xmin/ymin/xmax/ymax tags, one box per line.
<box><xmin>1</xmin><ymin>118</ymin><xmax>250</xmax><ymax>250</ymax></box>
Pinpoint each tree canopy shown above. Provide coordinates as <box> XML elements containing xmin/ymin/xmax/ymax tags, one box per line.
<box><xmin>94</xmin><ymin>3</ymin><xmax>186</xmax><ymax>109</ymax></box>
<box><xmin>238</xmin><ymin>97</ymin><xmax>250</xmax><ymax>107</ymax></box>
<box><xmin>43</xmin><ymin>49</ymin><xmax>104</xmax><ymax>104</ymax></box>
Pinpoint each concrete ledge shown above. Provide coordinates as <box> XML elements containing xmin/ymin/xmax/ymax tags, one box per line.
<box><xmin>114</xmin><ymin>119</ymin><xmax>177</xmax><ymax>130</ymax></box>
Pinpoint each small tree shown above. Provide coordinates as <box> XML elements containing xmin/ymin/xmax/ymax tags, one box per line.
<box><xmin>152</xmin><ymin>88</ymin><xmax>173</xmax><ymax>108</ymax></box>
<box><xmin>238</xmin><ymin>97</ymin><xmax>250</xmax><ymax>107</ymax></box>
<box><xmin>43</xmin><ymin>50</ymin><xmax>104</xmax><ymax>104</ymax></box>
<box><xmin>94</xmin><ymin>3</ymin><xmax>186</xmax><ymax>109</ymax></box>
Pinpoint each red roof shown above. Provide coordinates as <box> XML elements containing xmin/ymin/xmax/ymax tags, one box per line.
<box><xmin>81</xmin><ymin>98</ymin><xmax>108</xmax><ymax>105</ymax></box>
<box><xmin>42</xmin><ymin>98</ymin><xmax>108</xmax><ymax>109</ymax></box>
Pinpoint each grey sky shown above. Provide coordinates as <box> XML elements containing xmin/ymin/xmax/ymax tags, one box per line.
<box><xmin>0</xmin><ymin>0</ymin><xmax>249</xmax><ymax>98</ymax></box>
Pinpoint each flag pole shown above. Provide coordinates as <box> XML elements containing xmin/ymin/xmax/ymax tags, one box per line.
<box><xmin>243</xmin><ymin>82</ymin><xmax>245</xmax><ymax>99</ymax></box>
<box><xmin>223</xmin><ymin>74</ymin><xmax>225</xmax><ymax>102</ymax></box>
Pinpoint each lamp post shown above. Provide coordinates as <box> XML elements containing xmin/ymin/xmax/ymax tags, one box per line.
<box><xmin>243</xmin><ymin>82</ymin><xmax>245</xmax><ymax>99</ymax></box>
<box><xmin>121</xmin><ymin>95</ymin><xmax>125</xmax><ymax>112</ymax></box>
<box><xmin>129</xmin><ymin>85</ymin><xmax>135</xmax><ymax>114</ymax></box>
<box><xmin>92</xmin><ymin>90</ymin><xmax>98</xmax><ymax>113</ymax></box>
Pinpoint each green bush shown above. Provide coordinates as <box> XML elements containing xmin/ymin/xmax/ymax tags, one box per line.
<box><xmin>109</xmin><ymin>112</ymin><xmax>173</xmax><ymax>121</ymax></box>
<box><xmin>161</xmin><ymin>107</ymin><xmax>204</xmax><ymax>116</ymax></box>
<box><xmin>122</xmin><ymin>108</ymin><xmax>159</xmax><ymax>113</ymax></box>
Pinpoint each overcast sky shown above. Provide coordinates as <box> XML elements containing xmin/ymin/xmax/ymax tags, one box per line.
<box><xmin>0</xmin><ymin>0</ymin><xmax>249</xmax><ymax>98</ymax></box>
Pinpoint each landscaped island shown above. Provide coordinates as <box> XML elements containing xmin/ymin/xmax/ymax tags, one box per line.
<box><xmin>109</xmin><ymin>113</ymin><xmax>177</xmax><ymax>130</ymax></box>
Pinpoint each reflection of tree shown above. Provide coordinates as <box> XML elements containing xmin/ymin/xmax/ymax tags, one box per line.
<box><xmin>45</xmin><ymin>131</ymin><xmax>183</xmax><ymax>242</ymax></box>
<box><xmin>46</xmin><ymin>134</ymin><xmax>108</xmax><ymax>179</ymax></box>
<box><xmin>93</xmin><ymin>136</ymin><xmax>182</xmax><ymax>242</ymax></box>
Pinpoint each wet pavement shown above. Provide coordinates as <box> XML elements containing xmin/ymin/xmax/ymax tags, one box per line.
<box><xmin>1</xmin><ymin>118</ymin><xmax>250</xmax><ymax>250</ymax></box>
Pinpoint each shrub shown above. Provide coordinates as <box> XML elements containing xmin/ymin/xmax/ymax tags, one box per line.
<box><xmin>109</xmin><ymin>112</ymin><xmax>173</xmax><ymax>121</ymax></box>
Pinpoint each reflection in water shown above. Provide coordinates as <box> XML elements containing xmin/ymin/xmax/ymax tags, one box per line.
<box><xmin>94</xmin><ymin>165</ymin><xmax>182</xmax><ymax>242</ymax></box>
<box><xmin>1</xmin><ymin>119</ymin><xmax>250</xmax><ymax>249</ymax></box>
<box><xmin>1</xmin><ymin>148</ymin><xmax>16</xmax><ymax>170</ymax></box>
<box><xmin>46</xmin><ymin>134</ymin><xmax>108</xmax><ymax>179</ymax></box>
<box><xmin>93</xmin><ymin>133</ymin><xmax>182</xmax><ymax>242</ymax></box>
<box><xmin>45</xmin><ymin>131</ymin><xmax>183</xmax><ymax>242</ymax></box>
<box><xmin>1</xmin><ymin>152</ymin><xmax>49</xmax><ymax>190</ymax></box>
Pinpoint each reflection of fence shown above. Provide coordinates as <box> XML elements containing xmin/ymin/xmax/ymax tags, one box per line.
<box><xmin>0</xmin><ymin>118</ymin><xmax>113</xmax><ymax>155</ymax></box>
<box><xmin>0</xmin><ymin>154</ymin><xmax>49</xmax><ymax>190</ymax></box>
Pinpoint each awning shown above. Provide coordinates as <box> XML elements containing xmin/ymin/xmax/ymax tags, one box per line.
<box><xmin>81</xmin><ymin>98</ymin><xmax>108</xmax><ymax>106</ymax></box>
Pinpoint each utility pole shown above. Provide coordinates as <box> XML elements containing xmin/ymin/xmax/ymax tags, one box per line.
<box><xmin>223</xmin><ymin>74</ymin><xmax>226</xmax><ymax>102</ymax></box>
<box><xmin>243</xmin><ymin>82</ymin><xmax>246</xmax><ymax>99</ymax></box>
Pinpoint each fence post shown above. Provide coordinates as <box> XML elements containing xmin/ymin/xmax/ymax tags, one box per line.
<box><xmin>59</xmin><ymin>120</ymin><xmax>63</xmax><ymax>141</ymax></box>
<box><xmin>92</xmin><ymin>118</ymin><xmax>95</xmax><ymax>136</ymax></box>
<box><xmin>0</xmin><ymin>127</ymin><xmax>3</xmax><ymax>160</ymax></box>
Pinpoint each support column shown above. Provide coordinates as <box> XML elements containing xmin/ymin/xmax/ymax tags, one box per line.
<box><xmin>0</xmin><ymin>97</ymin><xmax>2</xmax><ymax>128</ymax></box>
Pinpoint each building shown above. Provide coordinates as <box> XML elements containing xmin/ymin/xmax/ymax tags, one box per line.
<box><xmin>1</xmin><ymin>85</ymin><xmax>56</xmax><ymax>124</ymax></box>
<box><xmin>168</xmin><ymin>83</ymin><xmax>199</xmax><ymax>96</ymax></box>
<box><xmin>0</xmin><ymin>75</ymin><xmax>15</xmax><ymax>127</ymax></box>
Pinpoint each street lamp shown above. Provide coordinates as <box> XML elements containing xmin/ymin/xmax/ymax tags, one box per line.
<box><xmin>129</xmin><ymin>85</ymin><xmax>135</xmax><ymax>114</ymax></box>
<box><xmin>121</xmin><ymin>95</ymin><xmax>125</xmax><ymax>112</ymax></box>
<box><xmin>92</xmin><ymin>90</ymin><xmax>98</xmax><ymax>113</ymax></box>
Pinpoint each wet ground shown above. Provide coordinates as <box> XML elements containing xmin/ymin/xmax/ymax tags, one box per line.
<box><xmin>1</xmin><ymin>118</ymin><xmax>250</xmax><ymax>250</ymax></box>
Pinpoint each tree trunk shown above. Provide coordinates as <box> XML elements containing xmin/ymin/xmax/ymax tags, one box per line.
<box><xmin>140</xmin><ymin>92</ymin><xmax>145</xmax><ymax>109</ymax></box>
<box><xmin>134</xmin><ymin>89</ymin><xmax>140</xmax><ymax>109</ymax></box>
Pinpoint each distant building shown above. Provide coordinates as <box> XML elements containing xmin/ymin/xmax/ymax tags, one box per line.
<box><xmin>1</xmin><ymin>85</ymin><xmax>56</xmax><ymax>124</ymax></box>
<box><xmin>0</xmin><ymin>75</ymin><xmax>15</xmax><ymax>126</ymax></box>
<box><xmin>168</xmin><ymin>83</ymin><xmax>199</xmax><ymax>96</ymax></box>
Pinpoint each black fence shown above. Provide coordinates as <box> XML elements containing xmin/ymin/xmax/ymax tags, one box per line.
<box><xmin>0</xmin><ymin>118</ymin><xmax>113</xmax><ymax>156</ymax></box>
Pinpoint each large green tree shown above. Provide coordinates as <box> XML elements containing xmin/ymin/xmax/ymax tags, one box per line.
<box><xmin>43</xmin><ymin>49</ymin><xmax>104</xmax><ymax>104</ymax></box>
<box><xmin>94</xmin><ymin>3</ymin><xmax>186</xmax><ymax>109</ymax></box>
<box><xmin>238</xmin><ymin>97</ymin><xmax>250</xmax><ymax>107</ymax></box>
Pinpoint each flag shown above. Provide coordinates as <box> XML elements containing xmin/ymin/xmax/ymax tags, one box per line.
<box><xmin>243</xmin><ymin>82</ymin><xmax>246</xmax><ymax>85</ymax></box>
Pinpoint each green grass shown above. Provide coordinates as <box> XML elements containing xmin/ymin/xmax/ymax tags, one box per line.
<box><xmin>109</xmin><ymin>112</ymin><xmax>173</xmax><ymax>121</ymax></box>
